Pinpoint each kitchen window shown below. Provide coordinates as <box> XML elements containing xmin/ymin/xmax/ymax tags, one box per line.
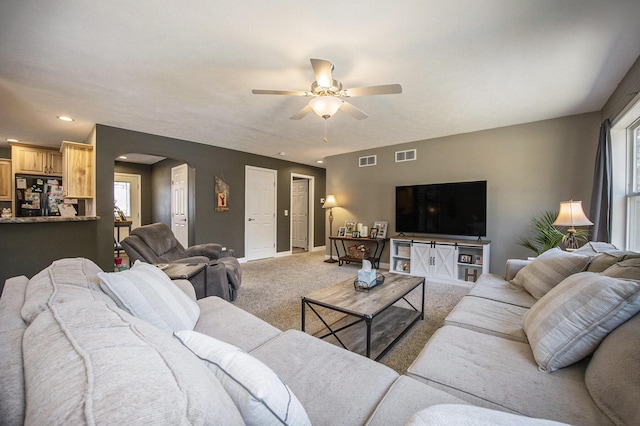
<box><xmin>114</xmin><ymin>181</ymin><xmax>131</xmax><ymax>217</ymax></box>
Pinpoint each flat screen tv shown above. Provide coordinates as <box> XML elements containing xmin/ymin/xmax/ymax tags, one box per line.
<box><xmin>395</xmin><ymin>180</ymin><xmax>487</xmax><ymax>237</ymax></box>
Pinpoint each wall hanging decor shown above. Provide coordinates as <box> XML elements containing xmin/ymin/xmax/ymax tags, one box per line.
<box><xmin>215</xmin><ymin>176</ymin><xmax>229</xmax><ymax>211</ymax></box>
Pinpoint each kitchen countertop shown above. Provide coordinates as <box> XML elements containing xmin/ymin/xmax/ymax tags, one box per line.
<box><xmin>0</xmin><ymin>216</ymin><xmax>100</xmax><ymax>224</ymax></box>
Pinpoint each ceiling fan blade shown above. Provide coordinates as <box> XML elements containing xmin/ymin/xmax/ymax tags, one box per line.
<box><xmin>343</xmin><ymin>84</ymin><xmax>403</xmax><ymax>97</ymax></box>
<box><xmin>252</xmin><ymin>89</ymin><xmax>309</xmax><ymax>96</ymax></box>
<box><xmin>290</xmin><ymin>105</ymin><xmax>313</xmax><ymax>120</ymax></box>
<box><xmin>340</xmin><ymin>101</ymin><xmax>369</xmax><ymax>120</ymax></box>
<box><xmin>310</xmin><ymin>58</ymin><xmax>334</xmax><ymax>86</ymax></box>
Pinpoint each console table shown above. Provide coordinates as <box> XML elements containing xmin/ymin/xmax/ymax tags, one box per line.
<box><xmin>329</xmin><ymin>236</ymin><xmax>389</xmax><ymax>268</ymax></box>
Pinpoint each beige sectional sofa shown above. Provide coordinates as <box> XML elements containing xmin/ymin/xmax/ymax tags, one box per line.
<box><xmin>407</xmin><ymin>243</ymin><xmax>640</xmax><ymax>425</ymax></box>
<box><xmin>0</xmin><ymin>243</ymin><xmax>637</xmax><ymax>425</ymax></box>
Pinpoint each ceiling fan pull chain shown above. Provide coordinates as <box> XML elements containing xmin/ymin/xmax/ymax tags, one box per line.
<box><xmin>323</xmin><ymin>119</ymin><xmax>328</xmax><ymax>143</ymax></box>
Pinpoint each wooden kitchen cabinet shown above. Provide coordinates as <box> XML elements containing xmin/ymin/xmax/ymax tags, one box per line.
<box><xmin>10</xmin><ymin>143</ymin><xmax>62</xmax><ymax>176</ymax></box>
<box><xmin>0</xmin><ymin>158</ymin><xmax>11</xmax><ymax>201</ymax></box>
<box><xmin>60</xmin><ymin>141</ymin><xmax>94</xmax><ymax>198</ymax></box>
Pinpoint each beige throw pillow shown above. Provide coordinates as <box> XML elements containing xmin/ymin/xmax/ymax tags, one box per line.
<box><xmin>522</xmin><ymin>272</ymin><xmax>640</xmax><ymax>372</ymax></box>
<box><xmin>511</xmin><ymin>248</ymin><xmax>590</xmax><ymax>299</ymax></box>
<box><xmin>175</xmin><ymin>330</ymin><xmax>311</xmax><ymax>426</ymax></box>
<box><xmin>99</xmin><ymin>260</ymin><xmax>200</xmax><ymax>334</ymax></box>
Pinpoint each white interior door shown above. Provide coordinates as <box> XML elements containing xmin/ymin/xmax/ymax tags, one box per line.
<box><xmin>245</xmin><ymin>166</ymin><xmax>276</xmax><ymax>260</ymax></box>
<box><xmin>171</xmin><ymin>164</ymin><xmax>189</xmax><ymax>248</ymax></box>
<box><xmin>291</xmin><ymin>179</ymin><xmax>308</xmax><ymax>249</ymax></box>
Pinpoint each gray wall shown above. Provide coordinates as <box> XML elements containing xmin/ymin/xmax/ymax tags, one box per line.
<box><xmin>94</xmin><ymin>125</ymin><xmax>327</xmax><ymax>272</ymax></box>
<box><xmin>325</xmin><ymin>112</ymin><xmax>601</xmax><ymax>274</ymax></box>
<box><xmin>0</xmin><ymin>126</ymin><xmax>326</xmax><ymax>286</ymax></box>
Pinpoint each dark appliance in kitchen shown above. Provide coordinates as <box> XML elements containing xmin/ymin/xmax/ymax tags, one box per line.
<box><xmin>15</xmin><ymin>175</ymin><xmax>64</xmax><ymax>217</ymax></box>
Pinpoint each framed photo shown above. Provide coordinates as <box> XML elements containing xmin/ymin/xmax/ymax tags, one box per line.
<box><xmin>344</xmin><ymin>220</ymin><xmax>356</xmax><ymax>236</ymax></box>
<box><xmin>351</xmin><ymin>231</ymin><xmax>360</xmax><ymax>238</ymax></box>
<box><xmin>459</xmin><ymin>254</ymin><xmax>472</xmax><ymax>264</ymax></box>
<box><xmin>337</xmin><ymin>227</ymin><xmax>346</xmax><ymax>237</ymax></box>
<box><xmin>474</xmin><ymin>255</ymin><xmax>483</xmax><ymax>265</ymax></box>
<box><xmin>369</xmin><ymin>227</ymin><xmax>379</xmax><ymax>238</ymax></box>
<box><xmin>373</xmin><ymin>221</ymin><xmax>388</xmax><ymax>238</ymax></box>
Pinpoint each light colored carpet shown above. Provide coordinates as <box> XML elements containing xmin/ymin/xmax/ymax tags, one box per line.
<box><xmin>234</xmin><ymin>250</ymin><xmax>470</xmax><ymax>374</ymax></box>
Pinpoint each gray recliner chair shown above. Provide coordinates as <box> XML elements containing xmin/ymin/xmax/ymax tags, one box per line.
<box><xmin>120</xmin><ymin>222</ymin><xmax>241</xmax><ymax>301</ymax></box>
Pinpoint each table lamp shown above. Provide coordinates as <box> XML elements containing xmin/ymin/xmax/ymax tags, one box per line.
<box><xmin>552</xmin><ymin>200</ymin><xmax>593</xmax><ymax>250</ymax></box>
<box><xmin>323</xmin><ymin>195</ymin><xmax>338</xmax><ymax>263</ymax></box>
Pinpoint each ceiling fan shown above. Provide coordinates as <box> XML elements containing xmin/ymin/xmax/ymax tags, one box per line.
<box><xmin>252</xmin><ymin>58</ymin><xmax>402</xmax><ymax>121</ymax></box>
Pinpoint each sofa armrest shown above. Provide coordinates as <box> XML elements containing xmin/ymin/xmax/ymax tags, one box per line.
<box><xmin>173</xmin><ymin>279</ymin><xmax>197</xmax><ymax>301</ymax></box>
<box><xmin>186</xmin><ymin>243</ymin><xmax>223</xmax><ymax>260</ymax></box>
<box><xmin>504</xmin><ymin>259</ymin><xmax>532</xmax><ymax>281</ymax></box>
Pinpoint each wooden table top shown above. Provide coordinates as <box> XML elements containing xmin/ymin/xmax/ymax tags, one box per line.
<box><xmin>302</xmin><ymin>273</ymin><xmax>424</xmax><ymax>318</ymax></box>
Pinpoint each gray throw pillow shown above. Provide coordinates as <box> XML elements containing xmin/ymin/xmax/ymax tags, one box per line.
<box><xmin>602</xmin><ymin>257</ymin><xmax>640</xmax><ymax>281</ymax></box>
<box><xmin>585</xmin><ymin>313</ymin><xmax>640</xmax><ymax>426</ymax></box>
<box><xmin>522</xmin><ymin>272</ymin><xmax>640</xmax><ymax>372</ymax></box>
<box><xmin>99</xmin><ymin>260</ymin><xmax>200</xmax><ymax>334</ymax></box>
<box><xmin>585</xmin><ymin>252</ymin><xmax>620</xmax><ymax>272</ymax></box>
<box><xmin>511</xmin><ymin>248</ymin><xmax>590</xmax><ymax>299</ymax></box>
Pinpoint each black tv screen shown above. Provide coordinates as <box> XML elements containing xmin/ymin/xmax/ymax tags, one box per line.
<box><xmin>395</xmin><ymin>181</ymin><xmax>487</xmax><ymax>237</ymax></box>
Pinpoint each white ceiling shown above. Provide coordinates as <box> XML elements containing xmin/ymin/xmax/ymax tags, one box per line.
<box><xmin>1</xmin><ymin>1</ymin><xmax>639</xmax><ymax>167</ymax></box>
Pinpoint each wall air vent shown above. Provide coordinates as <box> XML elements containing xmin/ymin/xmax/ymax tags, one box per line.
<box><xmin>359</xmin><ymin>155</ymin><xmax>377</xmax><ymax>167</ymax></box>
<box><xmin>395</xmin><ymin>149</ymin><xmax>417</xmax><ymax>162</ymax></box>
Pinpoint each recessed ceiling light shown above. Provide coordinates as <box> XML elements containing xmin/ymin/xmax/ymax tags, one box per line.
<box><xmin>6</xmin><ymin>138</ymin><xmax>19</xmax><ymax>142</ymax></box>
<box><xmin>316</xmin><ymin>160</ymin><xmax>324</xmax><ymax>164</ymax></box>
<box><xmin>278</xmin><ymin>152</ymin><xmax>286</xmax><ymax>156</ymax></box>
<box><xmin>119</xmin><ymin>156</ymin><xmax>128</xmax><ymax>160</ymax></box>
<box><xmin>57</xmin><ymin>116</ymin><xmax>74</xmax><ymax>122</ymax></box>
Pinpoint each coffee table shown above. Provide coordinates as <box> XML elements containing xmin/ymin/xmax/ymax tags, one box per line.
<box><xmin>301</xmin><ymin>274</ymin><xmax>425</xmax><ymax>360</ymax></box>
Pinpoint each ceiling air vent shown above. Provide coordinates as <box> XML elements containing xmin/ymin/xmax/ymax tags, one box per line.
<box><xmin>395</xmin><ymin>149</ymin><xmax>417</xmax><ymax>162</ymax></box>
<box><xmin>359</xmin><ymin>155</ymin><xmax>377</xmax><ymax>167</ymax></box>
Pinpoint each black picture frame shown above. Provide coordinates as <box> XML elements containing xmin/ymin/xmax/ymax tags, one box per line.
<box><xmin>458</xmin><ymin>254</ymin><xmax>472</xmax><ymax>264</ymax></box>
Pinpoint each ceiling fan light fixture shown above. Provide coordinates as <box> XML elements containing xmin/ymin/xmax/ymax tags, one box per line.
<box><xmin>309</xmin><ymin>96</ymin><xmax>342</xmax><ymax>119</ymax></box>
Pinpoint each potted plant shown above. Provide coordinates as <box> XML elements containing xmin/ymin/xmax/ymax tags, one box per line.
<box><xmin>518</xmin><ymin>211</ymin><xmax>589</xmax><ymax>256</ymax></box>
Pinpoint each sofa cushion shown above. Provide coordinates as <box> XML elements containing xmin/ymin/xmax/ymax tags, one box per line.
<box><xmin>405</xmin><ymin>404</ymin><xmax>571</xmax><ymax>426</ymax></box>
<box><xmin>175</xmin><ymin>330</ymin><xmax>310</xmax><ymax>426</ymax></box>
<box><xmin>522</xmin><ymin>272</ymin><xmax>640</xmax><ymax>372</ymax></box>
<box><xmin>22</xmin><ymin>300</ymin><xmax>243</xmax><ymax>425</ymax></box>
<box><xmin>99</xmin><ymin>260</ymin><xmax>200</xmax><ymax>334</ymax></box>
<box><xmin>467</xmin><ymin>273</ymin><xmax>537</xmax><ymax>308</ymax></box>
<box><xmin>585</xmin><ymin>312</ymin><xmax>640</xmax><ymax>426</ymax></box>
<box><xmin>20</xmin><ymin>257</ymin><xmax>115</xmax><ymax>324</ymax></box>
<box><xmin>195</xmin><ymin>296</ymin><xmax>281</xmax><ymax>352</ymax></box>
<box><xmin>364</xmin><ymin>376</ymin><xmax>469</xmax><ymax>426</ymax></box>
<box><xmin>511</xmin><ymin>248</ymin><xmax>590</xmax><ymax>299</ymax></box>
<box><xmin>445</xmin><ymin>296</ymin><xmax>528</xmax><ymax>342</ymax></box>
<box><xmin>602</xmin><ymin>257</ymin><xmax>640</xmax><ymax>280</ymax></box>
<box><xmin>406</xmin><ymin>325</ymin><xmax>612</xmax><ymax>425</ymax></box>
<box><xmin>250</xmin><ymin>330</ymin><xmax>399</xmax><ymax>426</ymax></box>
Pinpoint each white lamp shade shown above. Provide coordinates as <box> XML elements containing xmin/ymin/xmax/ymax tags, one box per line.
<box><xmin>553</xmin><ymin>200</ymin><xmax>593</xmax><ymax>227</ymax></box>
<box><xmin>309</xmin><ymin>96</ymin><xmax>343</xmax><ymax>119</ymax></box>
<box><xmin>323</xmin><ymin>194</ymin><xmax>338</xmax><ymax>209</ymax></box>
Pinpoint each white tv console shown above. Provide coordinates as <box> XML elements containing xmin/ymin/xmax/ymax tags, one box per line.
<box><xmin>390</xmin><ymin>236</ymin><xmax>490</xmax><ymax>283</ymax></box>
